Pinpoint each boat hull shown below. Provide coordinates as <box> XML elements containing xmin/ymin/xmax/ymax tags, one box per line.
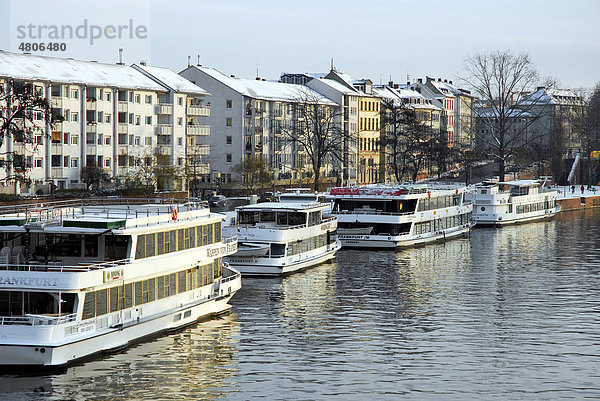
<box><xmin>473</xmin><ymin>209</ymin><xmax>558</xmax><ymax>226</ymax></box>
<box><xmin>339</xmin><ymin>225</ymin><xmax>471</xmax><ymax>248</ymax></box>
<box><xmin>227</xmin><ymin>242</ymin><xmax>340</xmax><ymax>276</ymax></box>
<box><xmin>0</xmin><ymin>278</ymin><xmax>241</xmax><ymax>367</ymax></box>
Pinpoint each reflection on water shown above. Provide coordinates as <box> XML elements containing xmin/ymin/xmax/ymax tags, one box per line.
<box><xmin>2</xmin><ymin>210</ymin><xmax>600</xmax><ymax>400</ymax></box>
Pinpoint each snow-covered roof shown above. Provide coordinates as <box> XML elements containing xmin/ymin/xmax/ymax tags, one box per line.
<box><xmin>133</xmin><ymin>64</ymin><xmax>209</xmax><ymax>95</ymax></box>
<box><xmin>0</xmin><ymin>51</ymin><xmax>166</xmax><ymax>91</ymax></box>
<box><xmin>519</xmin><ymin>88</ymin><xmax>584</xmax><ymax>106</ymax></box>
<box><xmin>312</xmin><ymin>78</ymin><xmax>359</xmax><ymax>95</ymax></box>
<box><xmin>373</xmin><ymin>85</ymin><xmax>441</xmax><ymax>111</ymax></box>
<box><xmin>427</xmin><ymin>80</ymin><xmax>456</xmax><ymax>98</ymax></box>
<box><xmin>189</xmin><ymin>66</ymin><xmax>338</xmax><ymax>105</ymax></box>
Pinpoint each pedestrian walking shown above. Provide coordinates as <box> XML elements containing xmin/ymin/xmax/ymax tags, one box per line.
<box><xmin>581</xmin><ymin>185</ymin><xmax>585</xmax><ymax>194</ymax></box>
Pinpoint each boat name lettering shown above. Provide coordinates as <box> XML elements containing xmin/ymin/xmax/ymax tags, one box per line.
<box><xmin>340</xmin><ymin>235</ymin><xmax>371</xmax><ymax>240</ymax></box>
<box><xmin>208</xmin><ymin>244</ymin><xmax>235</xmax><ymax>258</ymax></box>
<box><xmin>0</xmin><ymin>276</ymin><xmax>58</xmax><ymax>287</ymax></box>
<box><xmin>103</xmin><ymin>269</ymin><xmax>124</xmax><ymax>283</ymax></box>
<box><xmin>321</xmin><ymin>223</ymin><xmax>331</xmax><ymax>231</ymax></box>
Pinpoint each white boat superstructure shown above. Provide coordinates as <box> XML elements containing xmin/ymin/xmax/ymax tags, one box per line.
<box><xmin>328</xmin><ymin>184</ymin><xmax>473</xmax><ymax>248</ymax></box>
<box><xmin>471</xmin><ymin>180</ymin><xmax>560</xmax><ymax>225</ymax></box>
<box><xmin>223</xmin><ymin>202</ymin><xmax>341</xmax><ymax>276</ymax></box>
<box><xmin>0</xmin><ymin>199</ymin><xmax>241</xmax><ymax>367</ymax></box>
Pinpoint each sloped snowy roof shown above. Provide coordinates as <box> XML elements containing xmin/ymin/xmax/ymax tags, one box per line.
<box><xmin>519</xmin><ymin>88</ymin><xmax>584</xmax><ymax>106</ymax></box>
<box><xmin>133</xmin><ymin>64</ymin><xmax>209</xmax><ymax>95</ymax></box>
<box><xmin>0</xmin><ymin>51</ymin><xmax>166</xmax><ymax>91</ymax></box>
<box><xmin>373</xmin><ymin>86</ymin><xmax>441</xmax><ymax>111</ymax></box>
<box><xmin>312</xmin><ymin>78</ymin><xmax>359</xmax><ymax>95</ymax></box>
<box><xmin>189</xmin><ymin>66</ymin><xmax>338</xmax><ymax>105</ymax></box>
<box><xmin>428</xmin><ymin>80</ymin><xmax>456</xmax><ymax>98</ymax></box>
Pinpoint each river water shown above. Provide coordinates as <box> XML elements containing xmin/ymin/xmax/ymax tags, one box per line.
<box><xmin>2</xmin><ymin>210</ymin><xmax>600</xmax><ymax>400</ymax></box>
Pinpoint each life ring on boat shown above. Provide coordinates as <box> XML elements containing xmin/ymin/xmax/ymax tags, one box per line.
<box><xmin>171</xmin><ymin>209</ymin><xmax>178</xmax><ymax>221</ymax></box>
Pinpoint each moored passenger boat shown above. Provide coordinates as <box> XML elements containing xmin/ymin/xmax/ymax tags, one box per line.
<box><xmin>470</xmin><ymin>180</ymin><xmax>560</xmax><ymax>225</ymax></box>
<box><xmin>327</xmin><ymin>184</ymin><xmax>473</xmax><ymax>248</ymax></box>
<box><xmin>0</xmin><ymin>199</ymin><xmax>240</xmax><ymax>367</ymax></box>
<box><xmin>223</xmin><ymin>202</ymin><xmax>341</xmax><ymax>276</ymax></box>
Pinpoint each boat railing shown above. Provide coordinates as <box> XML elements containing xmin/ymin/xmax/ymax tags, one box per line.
<box><xmin>238</xmin><ymin>223</ymin><xmax>307</xmax><ymax>231</ymax></box>
<box><xmin>224</xmin><ymin>236</ymin><xmax>237</xmax><ymax>244</ymax></box>
<box><xmin>0</xmin><ymin>313</ymin><xmax>77</xmax><ymax>326</ymax></box>
<box><xmin>221</xmin><ymin>271</ymin><xmax>241</xmax><ymax>284</ymax></box>
<box><xmin>0</xmin><ymin>258</ymin><xmax>131</xmax><ymax>272</ymax></box>
<box><xmin>321</xmin><ymin>216</ymin><xmax>336</xmax><ymax>223</ymax></box>
<box><xmin>0</xmin><ymin>198</ymin><xmax>208</xmax><ymax>227</ymax></box>
<box><xmin>330</xmin><ymin>210</ymin><xmax>415</xmax><ymax>217</ymax></box>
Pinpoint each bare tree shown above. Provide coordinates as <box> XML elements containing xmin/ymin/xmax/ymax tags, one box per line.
<box><xmin>134</xmin><ymin>153</ymin><xmax>181</xmax><ymax>197</ymax></box>
<box><xmin>233</xmin><ymin>155</ymin><xmax>273</xmax><ymax>196</ymax></box>
<box><xmin>81</xmin><ymin>164</ymin><xmax>111</xmax><ymax>191</ymax></box>
<box><xmin>380</xmin><ymin>98</ymin><xmax>437</xmax><ymax>182</ymax></box>
<box><xmin>570</xmin><ymin>83</ymin><xmax>600</xmax><ymax>185</ymax></box>
<box><xmin>462</xmin><ymin>51</ymin><xmax>552</xmax><ymax>181</ymax></box>
<box><xmin>0</xmin><ymin>81</ymin><xmax>55</xmax><ymax>189</ymax></box>
<box><xmin>282</xmin><ymin>90</ymin><xmax>347</xmax><ymax>192</ymax></box>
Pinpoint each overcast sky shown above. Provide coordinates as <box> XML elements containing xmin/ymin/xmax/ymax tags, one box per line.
<box><xmin>3</xmin><ymin>0</ymin><xmax>599</xmax><ymax>89</ymax></box>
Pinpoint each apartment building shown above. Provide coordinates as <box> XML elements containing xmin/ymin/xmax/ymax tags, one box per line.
<box><xmin>0</xmin><ymin>51</ymin><xmax>209</xmax><ymax>195</ymax></box>
<box><xmin>180</xmin><ymin>65</ymin><xmax>339</xmax><ymax>187</ymax></box>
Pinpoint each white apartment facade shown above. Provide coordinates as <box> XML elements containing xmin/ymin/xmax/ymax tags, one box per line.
<box><xmin>180</xmin><ymin>65</ymin><xmax>339</xmax><ymax>187</ymax></box>
<box><xmin>0</xmin><ymin>52</ymin><xmax>210</xmax><ymax>194</ymax></box>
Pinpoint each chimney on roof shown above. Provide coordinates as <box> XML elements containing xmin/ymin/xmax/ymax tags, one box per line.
<box><xmin>537</xmin><ymin>86</ymin><xmax>546</xmax><ymax>91</ymax></box>
<box><xmin>255</xmin><ymin>77</ymin><xmax>261</xmax><ymax>80</ymax></box>
<box><xmin>197</xmin><ymin>55</ymin><xmax>201</xmax><ymax>66</ymax></box>
<box><xmin>140</xmin><ymin>60</ymin><xmax>146</xmax><ymax>66</ymax></box>
<box><xmin>418</xmin><ymin>78</ymin><xmax>423</xmax><ymax>84</ymax></box>
<box><xmin>449</xmin><ymin>80</ymin><xmax>453</xmax><ymax>85</ymax></box>
<box><xmin>230</xmin><ymin>75</ymin><xmax>235</xmax><ymax>78</ymax></box>
<box><xmin>438</xmin><ymin>78</ymin><xmax>441</xmax><ymax>82</ymax></box>
<box><xmin>117</xmin><ymin>48</ymin><xmax>124</xmax><ymax>65</ymax></box>
<box><xmin>394</xmin><ymin>84</ymin><xmax>399</xmax><ymax>89</ymax></box>
<box><xmin>262</xmin><ymin>79</ymin><xmax>266</xmax><ymax>81</ymax></box>
<box><xmin>188</xmin><ymin>56</ymin><xmax>191</xmax><ymax>67</ymax></box>
<box><xmin>444</xmin><ymin>79</ymin><xmax>447</xmax><ymax>83</ymax></box>
<box><xmin>406</xmin><ymin>81</ymin><xmax>410</xmax><ymax>85</ymax></box>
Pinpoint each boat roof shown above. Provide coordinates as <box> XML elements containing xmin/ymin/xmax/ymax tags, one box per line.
<box><xmin>236</xmin><ymin>202</ymin><xmax>328</xmax><ymax>212</ymax></box>
<box><xmin>496</xmin><ymin>180</ymin><xmax>541</xmax><ymax>187</ymax></box>
<box><xmin>0</xmin><ymin>199</ymin><xmax>217</xmax><ymax>233</ymax></box>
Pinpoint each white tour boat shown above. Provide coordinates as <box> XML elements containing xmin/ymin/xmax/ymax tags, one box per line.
<box><xmin>223</xmin><ymin>202</ymin><xmax>341</xmax><ymax>276</ymax></box>
<box><xmin>327</xmin><ymin>184</ymin><xmax>473</xmax><ymax>248</ymax></box>
<box><xmin>471</xmin><ymin>179</ymin><xmax>560</xmax><ymax>225</ymax></box>
<box><xmin>0</xmin><ymin>199</ymin><xmax>240</xmax><ymax>367</ymax></box>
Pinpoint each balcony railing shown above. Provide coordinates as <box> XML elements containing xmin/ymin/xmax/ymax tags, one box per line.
<box><xmin>118</xmin><ymin>101</ymin><xmax>128</xmax><ymax>112</ymax></box>
<box><xmin>190</xmin><ymin>145</ymin><xmax>210</xmax><ymax>156</ymax></box>
<box><xmin>156</xmin><ymin>124</ymin><xmax>172</xmax><ymax>135</ymax></box>
<box><xmin>50</xmin><ymin>98</ymin><xmax>62</xmax><ymax>108</ymax></box>
<box><xmin>86</xmin><ymin>124</ymin><xmax>97</xmax><ymax>133</ymax></box>
<box><xmin>118</xmin><ymin>123</ymin><xmax>128</xmax><ymax>134</ymax></box>
<box><xmin>156</xmin><ymin>103</ymin><xmax>173</xmax><ymax>115</ymax></box>
<box><xmin>187</xmin><ymin>124</ymin><xmax>210</xmax><ymax>136</ymax></box>
<box><xmin>187</xmin><ymin>105</ymin><xmax>210</xmax><ymax>116</ymax></box>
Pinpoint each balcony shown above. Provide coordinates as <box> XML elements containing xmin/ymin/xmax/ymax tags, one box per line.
<box><xmin>86</xmin><ymin>124</ymin><xmax>97</xmax><ymax>133</ymax></box>
<box><xmin>187</xmin><ymin>105</ymin><xmax>210</xmax><ymax>117</ymax></box>
<box><xmin>51</xmin><ymin>167</ymin><xmax>63</xmax><ymax>178</ymax></box>
<box><xmin>189</xmin><ymin>145</ymin><xmax>210</xmax><ymax>156</ymax></box>
<box><xmin>187</xmin><ymin>124</ymin><xmax>210</xmax><ymax>136</ymax></box>
<box><xmin>154</xmin><ymin>145</ymin><xmax>172</xmax><ymax>155</ymax></box>
<box><xmin>156</xmin><ymin>124</ymin><xmax>172</xmax><ymax>135</ymax></box>
<box><xmin>118</xmin><ymin>123</ymin><xmax>128</xmax><ymax>134</ymax></box>
<box><xmin>86</xmin><ymin>100</ymin><xmax>97</xmax><ymax>110</ymax></box>
<box><xmin>51</xmin><ymin>143</ymin><xmax>63</xmax><ymax>154</ymax></box>
<box><xmin>155</xmin><ymin>103</ymin><xmax>173</xmax><ymax>115</ymax></box>
<box><xmin>50</xmin><ymin>98</ymin><xmax>62</xmax><ymax>108</ymax></box>
<box><xmin>86</xmin><ymin>144</ymin><xmax>97</xmax><ymax>154</ymax></box>
<box><xmin>118</xmin><ymin>101</ymin><xmax>128</xmax><ymax>112</ymax></box>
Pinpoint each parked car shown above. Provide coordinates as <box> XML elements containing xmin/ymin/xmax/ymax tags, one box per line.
<box><xmin>208</xmin><ymin>195</ymin><xmax>227</xmax><ymax>207</ymax></box>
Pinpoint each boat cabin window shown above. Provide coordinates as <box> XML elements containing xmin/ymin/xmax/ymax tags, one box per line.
<box><xmin>270</xmin><ymin>243</ymin><xmax>286</xmax><ymax>257</ymax></box>
<box><xmin>135</xmin><ymin>222</ymin><xmax>222</xmax><ymax>260</ymax></box>
<box><xmin>510</xmin><ymin>186</ymin><xmax>529</xmax><ymax>196</ymax></box>
<box><xmin>239</xmin><ymin>211</ymin><xmax>260</xmax><ymax>225</ymax></box>
<box><xmin>417</xmin><ymin>195</ymin><xmax>460</xmax><ymax>212</ymax></box>
<box><xmin>0</xmin><ymin>291</ymin><xmax>76</xmax><ymax>316</ymax></box>
<box><xmin>307</xmin><ymin>211</ymin><xmax>322</xmax><ymax>227</ymax></box>
<box><xmin>276</xmin><ymin>212</ymin><xmax>305</xmax><ymax>226</ymax></box>
<box><xmin>105</xmin><ymin>235</ymin><xmax>130</xmax><ymax>260</ymax></box>
<box><xmin>333</xmin><ymin>199</ymin><xmax>416</xmax><ymax>214</ymax></box>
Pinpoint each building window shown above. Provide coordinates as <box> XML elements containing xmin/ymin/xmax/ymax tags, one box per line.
<box><xmin>34</xmin><ymin>158</ymin><xmax>43</xmax><ymax>168</ymax></box>
<box><xmin>178</xmin><ymin>97</ymin><xmax>183</xmax><ymax>106</ymax></box>
<box><xmin>51</xmin><ymin>155</ymin><xmax>61</xmax><ymax>167</ymax></box>
<box><xmin>226</xmin><ymin>136</ymin><xmax>232</xmax><ymax>145</ymax></box>
<box><xmin>145</xmin><ymin>116</ymin><xmax>152</xmax><ymax>125</ymax></box>
<box><xmin>63</xmin><ymin>132</ymin><xmax>70</xmax><ymax>144</ymax></box>
<box><xmin>226</xmin><ymin>118</ymin><xmax>232</xmax><ymax>127</ymax></box>
<box><xmin>106</xmin><ymin>92</ymin><xmax>111</xmax><ymax>101</ymax></box>
<box><xmin>135</xmin><ymin>94</ymin><xmax>141</xmax><ymax>103</ymax></box>
<box><xmin>135</xmin><ymin>115</ymin><xmax>141</xmax><ymax>125</ymax></box>
<box><xmin>145</xmin><ymin>95</ymin><xmax>152</xmax><ymax>104</ymax></box>
<box><xmin>71</xmin><ymin>112</ymin><xmax>78</xmax><ymax>122</ymax></box>
<box><xmin>71</xmin><ymin>89</ymin><xmax>78</xmax><ymax>99</ymax></box>
<box><xmin>63</xmin><ymin>156</ymin><xmax>70</xmax><ymax>167</ymax></box>
<box><xmin>134</xmin><ymin>136</ymin><xmax>141</xmax><ymax>146</ymax></box>
<box><xmin>226</xmin><ymin>154</ymin><xmax>232</xmax><ymax>163</ymax></box>
<box><xmin>145</xmin><ymin>137</ymin><xmax>152</xmax><ymax>146</ymax></box>
<box><xmin>177</xmin><ymin>137</ymin><xmax>183</xmax><ymax>146</ymax></box>
<box><xmin>105</xmin><ymin>158</ymin><xmax>111</xmax><ymax>167</ymax></box>
<box><xmin>105</xmin><ymin>114</ymin><xmax>111</xmax><ymax>123</ymax></box>
<box><xmin>178</xmin><ymin>117</ymin><xmax>183</xmax><ymax>126</ymax></box>
<box><xmin>105</xmin><ymin>136</ymin><xmax>111</xmax><ymax>145</ymax></box>
<box><xmin>226</xmin><ymin>100</ymin><xmax>232</xmax><ymax>108</ymax></box>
